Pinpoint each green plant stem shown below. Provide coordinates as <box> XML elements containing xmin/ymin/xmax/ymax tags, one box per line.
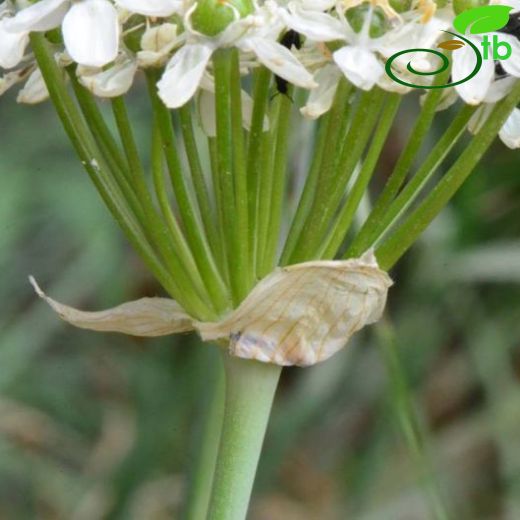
<box><xmin>146</xmin><ymin>71</ymin><xmax>230</xmax><ymax>315</ymax></box>
<box><xmin>67</xmin><ymin>70</ymin><xmax>130</xmax><ymax>180</ymax></box>
<box><xmin>377</xmin><ymin>82</ymin><xmax>520</xmax><ymax>270</ymax></box>
<box><xmin>68</xmin><ymin>72</ymin><xmax>150</xmax><ymax>230</ymax></box>
<box><xmin>291</xmin><ymin>88</ymin><xmax>385</xmax><ymax>262</ymax></box>
<box><xmin>207</xmin><ymin>355</ymin><xmax>281</xmax><ymax>520</ymax></box>
<box><xmin>280</xmin><ymin>111</ymin><xmax>330</xmax><ymax>265</ymax></box>
<box><xmin>366</xmin><ymin>103</ymin><xmax>476</xmax><ymax>251</ymax></box>
<box><xmin>208</xmin><ymin>135</ymin><xmax>229</xmax><ymax>282</ymax></box>
<box><xmin>229</xmin><ymin>49</ymin><xmax>251</xmax><ymax>296</ymax></box>
<box><xmin>312</xmin><ymin>79</ymin><xmax>352</xmax><ymax>196</ymax></box>
<box><xmin>260</xmin><ymin>94</ymin><xmax>292</xmax><ymax>277</ymax></box>
<box><xmin>151</xmin><ymin>124</ymin><xmax>211</xmax><ymax>308</ymax></box>
<box><xmin>255</xmin><ymin>97</ymin><xmax>281</xmax><ymax>275</ymax></box>
<box><xmin>178</xmin><ymin>103</ymin><xmax>224</xmax><ymax>270</ymax></box>
<box><xmin>247</xmin><ymin>67</ymin><xmax>271</xmax><ymax>276</ymax></box>
<box><xmin>213</xmin><ymin>49</ymin><xmax>246</xmax><ymax>304</ymax></box>
<box><xmin>110</xmin><ymin>95</ymin><xmax>213</xmax><ymax>309</ymax></box>
<box><xmin>30</xmin><ymin>33</ymin><xmax>192</xmax><ymax>309</ymax></box>
<box><xmin>322</xmin><ymin>93</ymin><xmax>401</xmax><ymax>258</ymax></box>
<box><xmin>183</xmin><ymin>356</ymin><xmax>225</xmax><ymax>520</ymax></box>
<box><xmin>348</xmin><ymin>68</ymin><xmax>450</xmax><ymax>257</ymax></box>
<box><xmin>71</xmin><ymin>76</ymin><xmax>214</xmax><ymax>318</ymax></box>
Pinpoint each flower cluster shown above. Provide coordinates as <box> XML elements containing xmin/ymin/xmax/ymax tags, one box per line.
<box><xmin>1</xmin><ymin>0</ymin><xmax>519</xmax><ymax>145</ymax></box>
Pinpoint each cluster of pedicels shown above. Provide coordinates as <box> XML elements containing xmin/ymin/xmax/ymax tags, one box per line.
<box><xmin>1</xmin><ymin>0</ymin><xmax>519</xmax><ymax>145</ymax></box>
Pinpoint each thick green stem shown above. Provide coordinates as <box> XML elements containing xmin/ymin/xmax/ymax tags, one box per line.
<box><xmin>183</xmin><ymin>356</ymin><xmax>225</xmax><ymax>520</ymax></box>
<box><xmin>207</xmin><ymin>355</ymin><xmax>282</xmax><ymax>520</ymax></box>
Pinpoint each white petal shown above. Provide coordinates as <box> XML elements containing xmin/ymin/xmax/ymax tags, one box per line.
<box><xmin>300</xmin><ymin>64</ymin><xmax>341</xmax><ymax>119</ymax></box>
<box><xmin>30</xmin><ymin>277</ymin><xmax>194</xmax><ymax>337</ymax></box>
<box><xmin>4</xmin><ymin>0</ymin><xmax>68</xmax><ymax>32</ymax></box>
<box><xmin>140</xmin><ymin>23</ymin><xmax>178</xmax><ymax>52</ymax></box>
<box><xmin>157</xmin><ymin>43</ymin><xmax>214</xmax><ymax>109</ymax></box>
<box><xmin>483</xmin><ymin>75</ymin><xmax>516</xmax><ymax>103</ymax></box>
<box><xmin>499</xmin><ymin>108</ymin><xmax>520</xmax><ymax>149</ymax></box>
<box><xmin>115</xmin><ymin>0</ymin><xmax>182</xmax><ymax>16</ymax></box>
<box><xmin>245</xmin><ymin>37</ymin><xmax>317</xmax><ymax>89</ymax></box>
<box><xmin>0</xmin><ymin>20</ymin><xmax>29</xmax><ymax>69</ymax></box>
<box><xmin>376</xmin><ymin>71</ymin><xmax>413</xmax><ymax>94</ymax></box>
<box><xmin>137</xmin><ymin>23</ymin><xmax>180</xmax><ymax>68</ymax></box>
<box><xmin>198</xmin><ymin>89</ymin><xmax>216</xmax><ymax>136</ymax></box>
<box><xmin>499</xmin><ymin>34</ymin><xmax>520</xmax><ymax>77</ymax></box>
<box><xmin>17</xmin><ymin>68</ymin><xmax>49</xmax><ymax>104</ymax></box>
<box><xmin>197</xmin><ymin>251</ymin><xmax>393</xmax><ymax>367</ymax></box>
<box><xmin>62</xmin><ymin>0</ymin><xmax>119</xmax><ymax>67</ymax></box>
<box><xmin>300</xmin><ymin>0</ymin><xmax>336</xmax><ymax>10</ymax></box>
<box><xmin>333</xmin><ymin>46</ymin><xmax>383</xmax><ymax>90</ymax></box>
<box><xmin>77</xmin><ymin>57</ymin><xmax>137</xmax><ymax>97</ymax></box>
<box><xmin>282</xmin><ymin>3</ymin><xmax>345</xmax><ymax>42</ymax></box>
<box><xmin>453</xmin><ymin>39</ymin><xmax>494</xmax><ymax>105</ymax></box>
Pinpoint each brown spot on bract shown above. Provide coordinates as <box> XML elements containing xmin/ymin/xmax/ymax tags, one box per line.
<box><xmin>438</xmin><ymin>39</ymin><xmax>466</xmax><ymax>51</ymax></box>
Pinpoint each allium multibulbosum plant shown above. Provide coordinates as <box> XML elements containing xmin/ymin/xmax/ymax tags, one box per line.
<box><xmin>1</xmin><ymin>0</ymin><xmax>520</xmax><ymax>517</ymax></box>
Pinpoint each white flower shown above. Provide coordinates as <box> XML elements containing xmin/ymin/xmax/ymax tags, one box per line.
<box><xmin>158</xmin><ymin>3</ymin><xmax>317</xmax><ymax>109</ymax></box>
<box><xmin>285</xmin><ymin>3</ymin><xmax>447</xmax><ymax>91</ymax></box>
<box><xmin>0</xmin><ymin>16</ymin><xmax>29</xmax><ymax>69</ymax></box>
<box><xmin>77</xmin><ymin>54</ymin><xmax>137</xmax><ymax>97</ymax></box>
<box><xmin>452</xmin><ymin>34</ymin><xmax>496</xmax><ymax>105</ymax></box>
<box><xmin>158</xmin><ymin>42</ymin><xmax>214</xmax><ymax>108</ymax></box>
<box><xmin>452</xmin><ymin>31</ymin><xmax>520</xmax><ymax>105</ymax></box>
<box><xmin>137</xmin><ymin>23</ymin><xmax>181</xmax><ymax>67</ymax></box>
<box><xmin>4</xmin><ymin>0</ymin><xmax>119</xmax><ymax>67</ymax></box>
<box><xmin>300</xmin><ymin>64</ymin><xmax>342</xmax><ymax>119</ymax></box>
<box><xmin>17</xmin><ymin>67</ymin><xmax>49</xmax><ymax>104</ymax></box>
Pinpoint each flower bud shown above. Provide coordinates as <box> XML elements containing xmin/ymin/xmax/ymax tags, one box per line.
<box><xmin>190</xmin><ymin>0</ymin><xmax>254</xmax><ymax>37</ymax></box>
<box><xmin>346</xmin><ymin>5</ymin><xmax>389</xmax><ymax>38</ymax></box>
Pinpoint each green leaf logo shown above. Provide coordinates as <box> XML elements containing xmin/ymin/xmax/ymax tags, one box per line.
<box><xmin>453</xmin><ymin>5</ymin><xmax>513</xmax><ymax>35</ymax></box>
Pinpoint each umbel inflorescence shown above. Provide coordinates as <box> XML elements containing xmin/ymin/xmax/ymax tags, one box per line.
<box><xmin>2</xmin><ymin>2</ymin><xmax>520</xmax><ymax>518</ymax></box>
<box><xmin>2</xmin><ymin>0</ymin><xmax>520</xmax><ymax>137</ymax></box>
<box><xmin>1</xmin><ymin>0</ymin><xmax>520</xmax><ymax>367</ymax></box>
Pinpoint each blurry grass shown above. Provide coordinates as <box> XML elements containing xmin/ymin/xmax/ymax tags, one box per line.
<box><xmin>1</xmin><ymin>89</ymin><xmax>520</xmax><ymax>519</ymax></box>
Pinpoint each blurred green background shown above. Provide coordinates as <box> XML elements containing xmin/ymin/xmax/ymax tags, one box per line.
<box><xmin>1</xmin><ymin>84</ymin><xmax>520</xmax><ymax>520</ymax></box>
